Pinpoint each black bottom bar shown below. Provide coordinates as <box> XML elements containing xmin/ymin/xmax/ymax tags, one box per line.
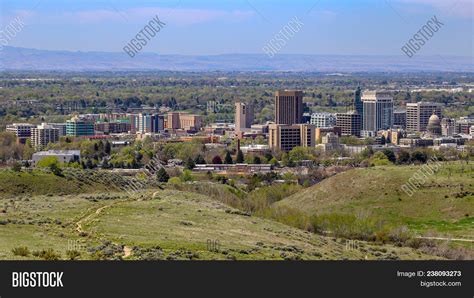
<box><xmin>0</xmin><ymin>261</ymin><xmax>472</xmax><ymax>298</ymax></box>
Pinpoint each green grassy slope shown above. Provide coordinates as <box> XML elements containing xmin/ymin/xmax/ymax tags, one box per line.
<box><xmin>0</xmin><ymin>169</ymin><xmax>112</xmax><ymax>198</ymax></box>
<box><xmin>276</xmin><ymin>162</ymin><xmax>474</xmax><ymax>238</ymax></box>
<box><xmin>0</xmin><ymin>188</ymin><xmax>438</xmax><ymax>260</ymax></box>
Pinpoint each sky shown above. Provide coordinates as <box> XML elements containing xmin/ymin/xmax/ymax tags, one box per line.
<box><xmin>1</xmin><ymin>0</ymin><xmax>472</xmax><ymax>56</ymax></box>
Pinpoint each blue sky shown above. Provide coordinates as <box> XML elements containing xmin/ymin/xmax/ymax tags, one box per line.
<box><xmin>1</xmin><ymin>0</ymin><xmax>472</xmax><ymax>56</ymax></box>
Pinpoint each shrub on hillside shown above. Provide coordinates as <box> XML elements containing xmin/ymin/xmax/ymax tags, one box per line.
<box><xmin>33</xmin><ymin>248</ymin><xmax>61</xmax><ymax>260</ymax></box>
<box><xmin>66</xmin><ymin>250</ymin><xmax>81</xmax><ymax>260</ymax></box>
<box><xmin>12</xmin><ymin>246</ymin><xmax>30</xmax><ymax>257</ymax></box>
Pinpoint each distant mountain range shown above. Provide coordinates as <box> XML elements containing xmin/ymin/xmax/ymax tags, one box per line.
<box><xmin>0</xmin><ymin>46</ymin><xmax>472</xmax><ymax>72</ymax></box>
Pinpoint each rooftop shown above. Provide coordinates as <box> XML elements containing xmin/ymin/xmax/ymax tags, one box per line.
<box><xmin>33</xmin><ymin>150</ymin><xmax>81</xmax><ymax>156</ymax></box>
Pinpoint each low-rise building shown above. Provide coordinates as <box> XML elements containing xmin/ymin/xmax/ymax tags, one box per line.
<box><xmin>315</xmin><ymin>127</ymin><xmax>342</xmax><ymax>143</ymax></box>
<box><xmin>32</xmin><ymin>150</ymin><xmax>81</xmax><ymax>166</ymax></box>
<box><xmin>268</xmin><ymin>123</ymin><xmax>315</xmax><ymax>152</ymax></box>
<box><xmin>240</xmin><ymin>144</ymin><xmax>270</xmax><ymax>154</ymax></box>
<box><xmin>399</xmin><ymin>137</ymin><xmax>433</xmax><ymax>148</ymax></box>
<box><xmin>6</xmin><ymin>123</ymin><xmax>36</xmax><ymax>144</ymax></box>
<box><xmin>66</xmin><ymin>116</ymin><xmax>95</xmax><ymax>137</ymax></box>
<box><xmin>455</xmin><ymin>117</ymin><xmax>474</xmax><ymax>134</ymax></box>
<box><xmin>316</xmin><ymin>132</ymin><xmax>341</xmax><ymax>152</ymax></box>
<box><xmin>95</xmin><ymin>121</ymin><xmax>131</xmax><ymax>134</ymax></box>
<box><xmin>310</xmin><ymin>112</ymin><xmax>336</xmax><ymax>128</ymax></box>
<box><xmin>441</xmin><ymin>118</ymin><xmax>456</xmax><ymax>137</ymax></box>
<box><xmin>194</xmin><ymin>164</ymin><xmax>272</xmax><ymax>173</ymax></box>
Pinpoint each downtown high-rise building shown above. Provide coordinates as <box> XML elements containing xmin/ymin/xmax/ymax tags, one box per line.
<box><xmin>335</xmin><ymin>86</ymin><xmax>364</xmax><ymax>137</ymax></box>
<box><xmin>336</xmin><ymin>111</ymin><xmax>362</xmax><ymax>137</ymax></box>
<box><xmin>361</xmin><ymin>91</ymin><xmax>394</xmax><ymax>137</ymax></box>
<box><xmin>234</xmin><ymin>102</ymin><xmax>254</xmax><ymax>133</ymax></box>
<box><xmin>353</xmin><ymin>86</ymin><xmax>363</xmax><ymax>119</ymax></box>
<box><xmin>393</xmin><ymin>109</ymin><xmax>407</xmax><ymax>129</ymax></box>
<box><xmin>406</xmin><ymin>102</ymin><xmax>442</xmax><ymax>133</ymax></box>
<box><xmin>31</xmin><ymin>123</ymin><xmax>60</xmax><ymax>150</ymax></box>
<box><xmin>137</xmin><ymin>113</ymin><xmax>164</xmax><ymax>133</ymax></box>
<box><xmin>166</xmin><ymin>112</ymin><xmax>202</xmax><ymax>132</ymax></box>
<box><xmin>275</xmin><ymin>90</ymin><xmax>303</xmax><ymax>125</ymax></box>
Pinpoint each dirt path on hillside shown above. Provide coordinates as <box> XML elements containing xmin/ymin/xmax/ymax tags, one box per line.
<box><xmin>75</xmin><ymin>204</ymin><xmax>113</xmax><ymax>234</ymax></box>
<box><xmin>416</xmin><ymin>236</ymin><xmax>474</xmax><ymax>243</ymax></box>
<box><xmin>123</xmin><ymin>246</ymin><xmax>132</xmax><ymax>257</ymax></box>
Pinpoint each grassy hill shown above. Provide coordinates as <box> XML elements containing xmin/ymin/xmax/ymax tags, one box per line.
<box><xmin>276</xmin><ymin>162</ymin><xmax>474</xmax><ymax>239</ymax></box>
<box><xmin>0</xmin><ymin>185</ymin><xmax>439</xmax><ymax>260</ymax></box>
<box><xmin>0</xmin><ymin>169</ymin><xmax>112</xmax><ymax>198</ymax></box>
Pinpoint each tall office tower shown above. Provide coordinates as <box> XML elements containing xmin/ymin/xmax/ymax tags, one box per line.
<box><xmin>275</xmin><ymin>90</ymin><xmax>304</xmax><ymax>125</ymax></box>
<box><xmin>353</xmin><ymin>86</ymin><xmax>363</xmax><ymax>118</ymax></box>
<box><xmin>31</xmin><ymin>123</ymin><xmax>59</xmax><ymax>150</ymax></box>
<box><xmin>137</xmin><ymin>113</ymin><xmax>152</xmax><ymax>133</ymax></box>
<box><xmin>361</xmin><ymin>91</ymin><xmax>394</xmax><ymax>137</ymax></box>
<box><xmin>128</xmin><ymin>114</ymin><xmax>138</xmax><ymax>133</ymax></box>
<box><xmin>406</xmin><ymin>102</ymin><xmax>442</xmax><ymax>132</ymax></box>
<box><xmin>154</xmin><ymin>115</ymin><xmax>165</xmax><ymax>132</ymax></box>
<box><xmin>336</xmin><ymin>111</ymin><xmax>362</xmax><ymax>137</ymax></box>
<box><xmin>235</xmin><ymin>102</ymin><xmax>254</xmax><ymax>132</ymax></box>
<box><xmin>167</xmin><ymin>112</ymin><xmax>181</xmax><ymax>130</ymax></box>
<box><xmin>136</xmin><ymin>113</ymin><xmax>163</xmax><ymax>133</ymax></box>
<box><xmin>268</xmin><ymin>123</ymin><xmax>315</xmax><ymax>152</ymax></box>
<box><xmin>310</xmin><ymin>112</ymin><xmax>336</xmax><ymax>128</ymax></box>
<box><xmin>6</xmin><ymin>123</ymin><xmax>36</xmax><ymax>144</ymax></box>
<box><xmin>393</xmin><ymin>109</ymin><xmax>407</xmax><ymax>129</ymax></box>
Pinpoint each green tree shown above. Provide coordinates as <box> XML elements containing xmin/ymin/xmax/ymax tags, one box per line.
<box><xmin>194</xmin><ymin>154</ymin><xmax>206</xmax><ymax>164</ymax></box>
<box><xmin>184</xmin><ymin>157</ymin><xmax>195</xmax><ymax>170</ymax></box>
<box><xmin>269</xmin><ymin>157</ymin><xmax>279</xmax><ymax>167</ymax></box>
<box><xmin>11</xmin><ymin>161</ymin><xmax>22</xmax><ymax>172</ymax></box>
<box><xmin>224</xmin><ymin>151</ymin><xmax>233</xmax><ymax>164</ymax></box>
<box><xmin>397</xmin><ymin>150</ymin><xmax>411</xmax><ymax>164</ymax></box>
<box><xmin>382</xmin><ymin>149</ymin><xmax>396</xmax><ymax>163</ymax></box>
<box><xmin>361</xmin><ymin>147</ymin><xmax>374</xmax><ymax>159</ymax></box>
<box><xmin>212</xmin><ymin>155</ymin><xmax>222</xmax><ymax>164</ymax></box>
<box><xmin>37</xmin><ymin>156</ymin><xmax>60</xmax><ymax>168</ymax></box>
<box><xmin>23</xmin><ymin>139</ymin><xmax>35</xmax><ymax>160</ymax></box>
<box><xmin>102</xmin><ymin>158</ymin><xmax>110</xmax><ymax>169</ymax></box>
<box><xmin>253</xmin><ymin>156</ymin><xmax>261</xmax><ymax>164</ymax></box>
<box><xmin>236</xmin><ymin>149</ymin><xmax>244</xmax><ymax>163</ymax></box>
<box><xmin>156</xmin><ymin>167</ymin><xmax>170</xmax><ymax>182</ymax></box>
<box><xmin>105</xmin><ymin>141</ymin><xmax>111</xmax><ymax>155</ymax></box>
<box><xmin>370</xmin><ymin>151</ymin><xmax>391</xmax><ymax>166</ymax></box>
<box><xmin>86</xmin><ymin>159</ymin><xmax>94</xmax><ymax>169</ymax></box>
<box><xmin>411</xmin><ymin>151</ymin><xmax>428</xmax><ymax>163</ymax></box>
<box><xmin>180</xmin><ymin>169</ymin><xmax>193</xmax><ymax>182</ymax></box>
